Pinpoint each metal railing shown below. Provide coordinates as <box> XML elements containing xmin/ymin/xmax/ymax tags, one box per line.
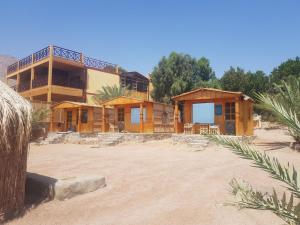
<box><xmin>6</xmin><ymin>45</ymin><xmax>118</xmax><ymax>75</ymax></box>
<box><xmin>32</xmin><ymin>77</ymin><xmax>48</xmax><ymax>89</ymax></box>
<box><xmin>84</xmin><ymin>56</ymin><xmax>117</xmax><ymax>74</ymax></box>
<box><xmin>53</xmin><ymin>46</ymin><xmax>81</xmax><ymax>62</ymax></box>
<box><xmin>18</xmin><ymin>81</ymin><xmax>30</xmax><ymax>92</ymax></box>
<box><xmin>33</xmin><ymin>46</ymin><xmax>50</xmax><ymax>63</ymax></box>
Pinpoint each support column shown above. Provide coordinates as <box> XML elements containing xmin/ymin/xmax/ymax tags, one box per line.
<box><xmin>47</xmin><ymin>45</ymin><xmax>53</xmax><ymax>102</ymax></box>
<box><xmin>235</xmin><ymin>98</ymin><xmax>240</xmax><ymax>136</ymax></box>
<box><xmin>174</xmin><ymin>101</ymin><xmax>179</xmax><ymax>133</ymax></box>
<box><xmin>102</xmin><ymin>106</ymin><xmax>106</xmax><ymax>132</ymax></box>
<box><xmin>30</xmin><ymin>67</ymin><xmax>35</xmax><ymax>100</ymax></box>
<box><xmin>16</xmin><ymin>73</ymin><xmax>20</xmax><ymax>92</ymax></box>
<box><xmin>140</xmin><ymin>103</ymin><xmax>144</xmax><ymax>133</ymax></box>
<box><xmin>78</xmin><ymin>107</ymin><xmax>82</xmax><ymax>133</ymax></box>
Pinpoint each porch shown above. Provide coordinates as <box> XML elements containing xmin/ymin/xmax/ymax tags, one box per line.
<box><xmin>172</xmin><ymin>88</ymin><xmax>253</xmax><ymax>136</ymax></box>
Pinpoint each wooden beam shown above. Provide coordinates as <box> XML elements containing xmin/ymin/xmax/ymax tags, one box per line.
<box><xmin>47</xmin><ymin>45</ymin><xmax>53</xmax><ymax>102</ymax></box>
<box><xmin>140</xmin><ymin>103</ymin><xmax>144</xmax><ymax>133</ymax></box>
<box><xmin>30</xmin><ymin>67</ymin><xmax>35</xmax><ymax>100</ymax></box>
<box><xmin>102</xmin><ymin>106</ymin><xmax>106</xmax><ymax>132</ymax></box>
<box><xmin>16</xmin><ymin>73</ymin><xmax>20</xmax><ymax>92</ymax></box>
<box><xmin>174</xmin><ymin>101</ymin><xmax>179</xmax><ymax>133</ymax></box>
<box><xmin>235</xmin><ymin>99</ymin><xmax>240</xmax><ymax>135</ymax></box>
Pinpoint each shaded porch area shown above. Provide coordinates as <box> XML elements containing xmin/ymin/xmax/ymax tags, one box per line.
<box><xmin>172</xmin><ymin>88</ymin><xmax>253</xmax><ymax>136</ymax></box>
<box><xmin>50</xmin><ymin>101</ymin><xmax>103</xmax><ymax>133</ymax></box>
<box><xmin>103</xmin><ymin>97</ymin><xmax>174</xmax><ymax>133</ymax></box>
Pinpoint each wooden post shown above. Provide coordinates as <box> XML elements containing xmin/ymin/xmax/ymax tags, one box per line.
<box><xmin>78</xmin><ymin>107</ymin><xmax>82</xmax><ymax>133</ymax></box>
<box><xmin>102</xmin><ymin>106</ymin><xmax>106</xmax><ymax>132</ymax></box>
<box><xmin>47</xmin><ymin>45</ymin><xmax>53</xmax><ymax>102</ymax></box>
<box><xmin>49</xmin><ymin>110</ymin><xmax>53</xmax><ymax>132</ymax></box>
<box><xmin>235</xmin><ymin>98</ymin><xmax>240</xmax><ymax>136</ymax></box>
<box><xmin>30</xmin><ymin>67</ymin><xmax>35</xmax><ymax>100</ymax></box>
<box><xmin>140</xmin><ymin>103</ymin><xmax>144</xmax><ymax>133</ymax></box>
<box><xmin>80</xmin><ymin>53</ymin><xmax>84</xmax><ymax>64</ymax></box>
<box><xmin>174</xmin><ymin>101</ymin><xmax>179</xmax><ymax>133</ymax></box>
<box><xmin>116</xmin><ymin>65</ymin><xmax>119</xmax><ymax>74</ymax></box>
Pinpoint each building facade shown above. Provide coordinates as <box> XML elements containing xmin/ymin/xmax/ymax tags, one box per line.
<box><xmin>6</xmin><ymin>45</ymin><xmax>150</xmax><ymax>104</ymax></box>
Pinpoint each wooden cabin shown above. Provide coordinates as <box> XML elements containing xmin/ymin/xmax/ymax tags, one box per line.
<box><xmin>50</xmin><ymin>101</ymin><xmax>104</xmax><ymax>133</ymax></box>
<box><xmin>172</xmin><ymin>88</ymin><xmax>253</xmax><ymax>136</ymax></box>
<box><xmin>103</xmin><ymin>97</ymin><xmax>174</xmax><ymax>133</ymax></box>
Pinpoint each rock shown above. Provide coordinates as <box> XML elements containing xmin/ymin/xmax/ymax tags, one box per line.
<box><xmin>26</xmin><ymin>173</ymin><xmax>106</xmax><ymax>203</ymax></box>
<box><xmin>55</xmin><ymin>176</ymin><xmax>106</xmax><ymax>201</ymax></box>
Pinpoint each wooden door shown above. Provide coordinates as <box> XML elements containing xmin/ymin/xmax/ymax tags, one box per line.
<box><xmin>225</xmin><ymin>102</ymin><xmax>235</xmax><ymax>135</ymax></box>
<box><xmin>66</xmin><ymin>111</ymin><xmax>73</xmax><ymax>131</ymax></box>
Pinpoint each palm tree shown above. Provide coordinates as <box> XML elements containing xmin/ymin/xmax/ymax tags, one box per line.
<box><xmin>209</xmin><ymin>79</ymin><xmax>300</xmax><ymax>225</ymax></box>
<box><xmin>93</xmin><ymin>85</ymin><xmax>130</xmax><ymax>103</ymax></box>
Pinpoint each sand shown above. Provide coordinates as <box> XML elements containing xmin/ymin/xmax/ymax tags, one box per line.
<box><xmin>7</xmin><ymin>128</ymin><xmax>298</xmax><ymax>225</ymax></box>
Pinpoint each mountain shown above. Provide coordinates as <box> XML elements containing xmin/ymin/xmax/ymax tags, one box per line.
<box><xmin>0</xmin><ymin>55</ymin><xmax>18</xmax><ymax>82</ymax></box>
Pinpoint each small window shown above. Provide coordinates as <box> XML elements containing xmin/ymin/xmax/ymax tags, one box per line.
<box><xmin>81</xmin><ymin>109</ymin><xmax>88</xmax><ymax>123</ymax></box>
<box><xmin>118</xmin><ymin>108</ymin><xmax>125</xmax><ymax>122</ymax></box>
<box><xmin>131</xmin><ymin>107</ymin><xmax>146</xmax><ymax>124</ymax></box>
<box><xmin>215</xmin><ymin>104</ymin><xmax>222</xmax><ymax>116</ymax></box>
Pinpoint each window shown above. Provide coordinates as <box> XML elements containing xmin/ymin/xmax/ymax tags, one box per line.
<box><xmin>118</xmin><ymin>108</ymin><xmax>124</xmax><ymax>122</ymax></box>
<box><xmin>215</xmin><ymin>104</ymin><xmax>222</xmax><ymax>116</ymax></box>
<box><xmin>131</xmin><ymin>107</ymin><xmax>146</xmax><ymax>124</ymax></box>
<box><xmin>192</xmin><ymin>103</ymin><xmax>214</xmax><ymax>124</ymax></box>
<box><xmin>225</xmin><ymin>102</ymin><xmax>235</xmax><ymax>120</ymax></box>
<box><xmin>81</xmin><ymin>109</ymin><xmax>88</xmax><ymax>123</ymax></box>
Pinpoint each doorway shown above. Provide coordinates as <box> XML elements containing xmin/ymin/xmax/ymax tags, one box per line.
<box><xmin>117</xmin><ymin>108</ymin><xmax>125</xmax><ymax>132</ymax></box>
<box><xmin>225</xmin><ymin>102</ymin><xmax>235</xmax><ymax>135</ymax></box>
<box><xmin>66</xmin><ymin>111</ymin><xmax>73</xmax><ymax>131</ymax></box>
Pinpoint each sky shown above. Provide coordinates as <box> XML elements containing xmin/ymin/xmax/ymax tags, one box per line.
<box><xmin>1</xmin><ymin>0</ymin><xmax>300</xmax><ymax>77</ymax></box>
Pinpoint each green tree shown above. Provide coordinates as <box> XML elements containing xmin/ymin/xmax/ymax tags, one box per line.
<box><xmin>150</xmin><ymin>52</ymin><xmax>215</xmax><ymax>103</ymax></box>
<box><xmin>220</xmin><ymin>67</ymin><xmax>249</xmax><ymax>93</ymax></box>
<box><xmin>93</xmin><ymin>85</ymin><xmax>129</xmax><ymax>103</ymax></box>
<box><xmin>271</xmin><ymin>57</ymin><xmax>300</xmax><ymax>83</ymax></box>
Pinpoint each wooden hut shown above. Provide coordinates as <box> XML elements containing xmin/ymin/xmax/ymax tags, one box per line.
<box><xmin>103</xmin><ymin>96</ymin><xmax>174</xmax><ymax>133</ymax></box>
<box><xmin>172</xmin><ymin>88</ymin><xmax>253</xmax><ymax>136</ymax></box>
<box><xmin>0</xmin><ymin>81</ymin><xmax>31</xmax><ymax>221</ymax></box>
<box><xmin>50</xmin><ymin>101</ymin><xmax>104</xmax><ymax>133</ymax></box>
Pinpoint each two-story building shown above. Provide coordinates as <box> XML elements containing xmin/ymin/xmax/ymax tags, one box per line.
<box><xmin>6</xmin><ymin>45</ymin><xmax>150</xmax><ymax>104</ymax></box>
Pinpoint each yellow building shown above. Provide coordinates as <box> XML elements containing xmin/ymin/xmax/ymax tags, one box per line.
<box><xmin>6</xmin><ymin>45</ymin><xmax>150</xmax><ymax>104</ymax></box>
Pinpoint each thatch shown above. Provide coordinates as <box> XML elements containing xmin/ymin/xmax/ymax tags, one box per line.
<box><xmin>0</xmin><ymin>81</ymin><xmax>32</xmax><ymax>221</ymax></box>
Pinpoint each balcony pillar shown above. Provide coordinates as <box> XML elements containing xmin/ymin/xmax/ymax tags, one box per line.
<box><xmin>16</xmin><ymin>73</ymin><xmax>20</xmax><ymax>92</ymax></box>
<box><xmin>30</xmin><ymin>67</ymin><xmax>35</xmax><ymax>100</ymax></box>
<box><xmin>47</xmin><ymin>45</ymin><xmax>53</xmax><ymax>102</ymax></box>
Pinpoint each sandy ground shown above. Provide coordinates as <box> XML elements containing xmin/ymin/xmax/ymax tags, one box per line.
<box><xmin>7</xmin><ymin>128</ymin><xmax>299</xmax><ymax>225</ymax></box>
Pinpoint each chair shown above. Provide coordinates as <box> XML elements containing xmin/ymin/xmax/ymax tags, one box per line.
<box><xmin>209</xmin><ymin>125</ymin><xmax>220</xmax><ymax>135</ymax></box>
<box><xmin>184</xmin><ymin>123</ymin><xmax>193</xmax><ymax>134</ymax></box>
<box><xmin>199</xmin><ymin>124</ymin><xmax>210</xmax><ymax>135</ymax></box>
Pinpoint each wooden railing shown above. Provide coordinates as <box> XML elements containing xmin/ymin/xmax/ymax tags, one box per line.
<box><xmin>7</xmin><ymin>45</ymin><xmax>118</xmax><ymax>75</ymax></box>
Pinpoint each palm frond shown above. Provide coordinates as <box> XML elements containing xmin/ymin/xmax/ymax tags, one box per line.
<box><xmin>93</xmin><ymin>84</ymin><xmax>130</xmax><ymax>102</ymax></box>
<box><xmin>208</xmin><ymin>135</ymin><xmax>300</xmax><ymax>197</ymax></box>
<box><xmin>256</xmin><ymin>93</ymin><xmax>300</xmax><ymax>142</ymax></box>
<box><xmin>229</xmin><ymin>178</ymin><xmax>300</xmax><ymax>225</ymax></box>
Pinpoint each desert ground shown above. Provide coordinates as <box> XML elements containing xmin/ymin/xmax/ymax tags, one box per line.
<box><xmin>7</xmin><ymin>127</ymin><xmax>298</xmax><ymax>225</ymax></box>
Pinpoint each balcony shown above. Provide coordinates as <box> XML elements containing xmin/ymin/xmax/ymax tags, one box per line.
<box><xmin>7</xmin><ymin>45</ymin><xmax>118</xmax><ymax>75</ymax></box>
<box><xmin>18</xmin><ymin>77</ymin><xmax>85</xmax><ymax>93</ymax></box>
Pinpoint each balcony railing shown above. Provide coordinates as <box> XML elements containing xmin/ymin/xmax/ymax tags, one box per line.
<box><xmin>18</xmin><ymin>81</ymin><xmax>30</xmax><ymax>92</ymax></box>
<box><xmin>6</xmin><ymin>45</ymin><xmax>118</xmax><ymax>75</ymax></box>
<box><xmin>84</xmin><ymin>56</ymin><xmax>117</xmax><ymax>74</ymax></box>
<box><xmin>31</xmin><ymin>77</ymin><xmax>84</xmax><ymax>90</ymax></box>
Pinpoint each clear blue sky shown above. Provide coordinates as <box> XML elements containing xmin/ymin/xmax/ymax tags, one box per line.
<box><xmin>1</xmin><ymin>0</ymin><xmax>300</xmax><ymax>77</ymax></box>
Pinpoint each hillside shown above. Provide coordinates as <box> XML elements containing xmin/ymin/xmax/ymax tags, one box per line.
<box><xmin>0</xmin><ymin>55</ymin><xmax>18</xmax><ymax>82</ymax></box>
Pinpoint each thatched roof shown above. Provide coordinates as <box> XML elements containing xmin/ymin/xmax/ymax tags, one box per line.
<box><xmin>0</xmin><ymin>81</ymin><xmax>32</xmax><ymax>154</ymax></box>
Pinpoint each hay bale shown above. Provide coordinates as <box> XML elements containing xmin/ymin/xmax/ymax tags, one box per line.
<box><xmin>0</xmin><ymin>81</ymin><xmax>32</xmax><ymax>221</ymax></box>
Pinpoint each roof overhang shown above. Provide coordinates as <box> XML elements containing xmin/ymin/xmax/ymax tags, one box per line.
<box><xmin>103</xmin><ymin>96</ymin><xmax>152</xmax><ymax>106</ymax></box>
<box><xmin>172</xmin><ymin>88</ymin><xmax>253</xmax><ymax>102</ymax></box>
<box><xmin>52</xmin><ymin>101</ymin><xmax>102</xmax><ymax>109</ymax></box>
